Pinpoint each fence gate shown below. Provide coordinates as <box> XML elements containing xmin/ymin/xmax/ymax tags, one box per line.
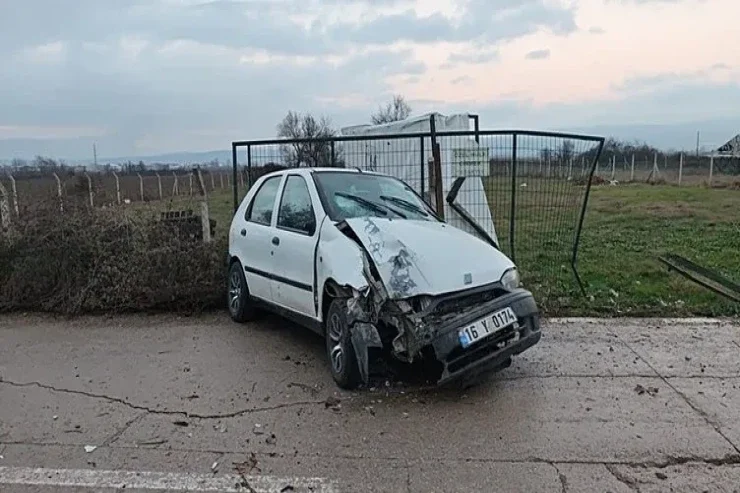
<box><xmin>232</xmin><ymin>120</ymin><xmax>604</xmax><ymax>298</ymax></box>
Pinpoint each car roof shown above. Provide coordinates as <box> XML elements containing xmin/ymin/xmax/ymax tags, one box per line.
<box><xmin>258</xmin><ymin>167</ymin><xmax>385</xmax><ymax>180</ymax></box>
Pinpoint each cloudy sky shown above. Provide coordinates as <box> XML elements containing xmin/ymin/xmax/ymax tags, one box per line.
<box><xmin>1</xmin><ymin>0</ymin><xmax>738</xmax><ymax>159</ymax></box>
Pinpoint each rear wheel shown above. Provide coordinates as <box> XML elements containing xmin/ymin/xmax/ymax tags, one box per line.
<box><xmin>325</xmin><ymin>297</ymin><xmax>361</xmax><ymax>389</ymax></box>
<box><xmin>227</xmin><ymin>260</ymin><xmax>258</xmax><ymax>323</ymax></box>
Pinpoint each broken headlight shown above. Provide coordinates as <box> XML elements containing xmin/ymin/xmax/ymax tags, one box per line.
<box><xmin>411</xmin><ymin>295</ymin><xmax>433</xmax><ymax>312</ymax></box>
<box><xmin>500</xmin><ymin>268</ymin><xmax>520</xmax><ymax>291</ymax></box>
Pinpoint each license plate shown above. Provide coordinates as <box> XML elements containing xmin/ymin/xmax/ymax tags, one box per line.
<box><xmin>458</xmin><ymin>307</ymin><xmax>518</xmax><ymax>349</ymax></box>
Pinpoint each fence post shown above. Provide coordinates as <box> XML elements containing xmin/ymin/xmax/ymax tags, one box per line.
<box><xmin>84</xmin><ymin>172</ymin><xmax>94</xmax><ymax>207</ymax></box>
<box><xmin>547</xmin><ymin>155</ymin><xmax>551</xmax><ymax>177</ymax></box>
<box><xmin>581</xmin><ymin>156</ymin><xmax>585</xmax><ymax>176</ymax></box>
<box><xmin>156</xmin><ymin>173</ymin><xmax>163</xmax><ymax>200</ymax></box>
<box><xmin>53</xmin><ymin>173</ymin><xmax>63</xmax><ymax>212</ymax></box>
<box><xmin>195</xmin><ymin>168</ymin><xmax>211</xmax><ymax>243</ymax></box>
<box><xmin>8</xmin><ymin>173</ymin><xmax>19</xmax><ymax>216</ymax></box>
<box><xmin>0</xmin><ymin>179</ymin><xmax>11</xmax><ymax>231</ymax></box>
<box><xmin>568</xmin><ymin>157</ymin><xmax>573</xmax><ymax>180</ymax></box>
<box><xmin>137</xmin><ymin>173</ymin><xmax>144</xmax><ymax>201</ymax></box>
<box><xmin>220</xmin><ymin>173</ymin><xmax>224</xmax><ymax>189</ymax></box>
<box><xmin>709</xmin><ymin>155</ymin><xmax>714</xmax><ymax>186</ymax></box>
<box><xmin>210</xmin><ymin>172</ymin><xmax>215</xmax><ymax>191</ymax></box>
<box><xmin>678</xmin><ymin>153</ymin><xmax>683</xmax><ymax>186</ymax></box>
<box><xmin>172</xmin><ymin>172</ymin><xmax>179</xmax><ymax>196</ymax></box>
<box><xmin>611</xmin><ymin>155</ymin><xmax>616</xmax><ymax>181</ymax></box>
<box><xmin>189</xmin><ymin>172</ymin><xmax>194</xmax><ymax>196</ymax></box>
<box><xmin>630</xmin><ymin>154</ymin><xmax>635</xmax><ymax>182</ymax></box>
<box><xmin>113</xmin><ymin>172</ymin><xmax>121</xmax><ymax>205</ymax></box>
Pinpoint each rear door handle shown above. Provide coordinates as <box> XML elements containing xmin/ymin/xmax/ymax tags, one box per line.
<box><xmin>240</xmin><ymin>229</ymin><xmax>246</xmax><ymax>236</ymax></box>
<box><xmin>272</xmin><ymin>236</ymin><xmax>280</xmax><ymax>246</ymax></box>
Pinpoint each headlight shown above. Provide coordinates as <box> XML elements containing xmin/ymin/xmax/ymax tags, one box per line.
<box><xmin>500</xmin><ymin>268</ymin><xmax>520</xmax><ymax>291</ymax></box>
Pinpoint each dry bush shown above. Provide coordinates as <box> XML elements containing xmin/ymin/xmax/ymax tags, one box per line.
<box><xmin>0</xmin><ymin>199</ymin><xmax>227</xmax><ymax>315</ymax></box>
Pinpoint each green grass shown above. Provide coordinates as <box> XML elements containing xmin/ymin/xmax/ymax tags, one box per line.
<box><xmin>572</xmin><ymin>184</ymin><xmax>739</xmax><ymax>317</ymax></box>
<box><xmin>151</xmin><ymin>182</ymin><xmax>739</xmax><ymax>318</ymax></box>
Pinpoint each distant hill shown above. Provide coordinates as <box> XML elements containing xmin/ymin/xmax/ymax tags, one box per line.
<box><xmin>1</xmin><ymin>118</ymin><xmax>738</xmax><ymax>165</ymax></box>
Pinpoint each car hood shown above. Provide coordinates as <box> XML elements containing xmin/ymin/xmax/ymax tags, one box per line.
<box><xmin>342</xmin><ymin>217</ymin><xmax>515</xmax><ymax>299</ymax></box>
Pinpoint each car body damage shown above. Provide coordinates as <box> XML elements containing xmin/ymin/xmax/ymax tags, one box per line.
<box><xmin>328</xmin><ymin>216</ymin><xmax>541</xmax><ymax>386</ymax></box>
<box><xmin>228</xmin><ymin>167</ymin><xmax>541</xmax><ymax>389</ymax></box>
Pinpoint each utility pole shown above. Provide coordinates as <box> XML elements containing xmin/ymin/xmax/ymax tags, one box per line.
<box><xmin>696</xmin><ymin>131</ymin><xmax>700</xmax><ymax>157</ymax></box>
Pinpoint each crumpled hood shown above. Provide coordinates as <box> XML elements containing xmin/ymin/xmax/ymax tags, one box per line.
<box><xmin>342</xmin><ymin>217</ymin><xmax>515</xmax><ymax>299</ymax></box>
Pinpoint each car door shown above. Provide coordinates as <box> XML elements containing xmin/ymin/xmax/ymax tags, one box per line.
<box><xmin>238</xmin><ymin>174</ymin><xmax>283</xmax><ymax>302</ymax></box>
<box><xmin>270</xmin><ymin>174</ymin><xmax>320</xmax><ymax>317</ymax></box>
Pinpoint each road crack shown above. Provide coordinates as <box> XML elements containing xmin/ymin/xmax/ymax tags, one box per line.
<box><xmin>605</xmin><ymin>464</ymin><xmax>639</xmax><ymax>492</ymax></box>
<box><xmin>0</xmin><ymin>378</ymin><xmax>328</xmax><ymax>419</ymax></box>
<box><xmin>617</xmin><ymin>339</ymin><xmax>740</xmax><ymax>455</ymax></box>
<box><xmin>550</xmin><ymin>463</ymin><xmax>568</xmax><ymax>493</ymax></box>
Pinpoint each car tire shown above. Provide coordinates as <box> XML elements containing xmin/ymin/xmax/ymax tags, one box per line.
<box><xmin>325</xmin><ymin>297</ymin><xmax>362</xmax><ymax>390</ymax></box>
<box><xmin>227</xmin><ymin>260</ymin><xmax>258</xmax><ymax>323</ymax></box>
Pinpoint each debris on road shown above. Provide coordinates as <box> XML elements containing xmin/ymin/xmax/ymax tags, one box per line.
<box><xmin>173</xmin><ymin>420</ymin><xmax>189</xmax><ymax>427</ymax></box>
<box><xmin>233</xmin><ymin>453</ymin><xmax>260</xmax><ymax>476</ymax></box>
<box><xmin>280</xmin><ymin>485</ymin><xmax>295</xmax><ymax>492</ymax></box>
<box><xmin>253</xmin><ymin>424</ymin><xmax>264</xmax><ymax>435</ymax></box>
<box><xmin>656</xmin><ymin>472</ymin><xmax>668</xmax><ymax>480</ymax></box>
<box><xmin>214</xmin><ymin>423</ymin><xmax>227</xmax><ymax>433</ymax></box>
<box><xmin>211</xmin><ymin>461</ymin><xmax>219</xmax><ymax>473</ymax></box>
<box><xmin>324</xmin><ymin>396</ymin><xmax>341</xmax><ymax>411</ymax></box>
<box><xmin>266</xmin><ymin>433</ymin><xmax>277</xmax><ymax>445</ymax></box>
<box><xmin>84</xmin><ymin>445</ymin><xmax>97</xmax><ymax>453</ymax></box>
<box><xmin>634</xmin><ymin>384</ymin><xmax>659</xmax><ymax>396</ymax></box>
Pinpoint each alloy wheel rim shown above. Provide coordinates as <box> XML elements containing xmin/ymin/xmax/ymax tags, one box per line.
<box><xmin>229</xmin><ymin>270</ymin><xmax>241</xmax><ymax>313</ymax></box>
<box><xmin>328</xmin><ymin>312</ymin><xmax>344</xmax><ymax>375</ymax></box>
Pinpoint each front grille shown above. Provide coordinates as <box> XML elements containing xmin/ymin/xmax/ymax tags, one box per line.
<box><xmin>429</xmin><ymin>286</ymin><xmax>508</xmax><ymax>317</ymax></box>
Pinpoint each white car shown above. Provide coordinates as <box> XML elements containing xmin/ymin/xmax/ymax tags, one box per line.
<box><xmin>228</xmin><ymin>167</ymin><xmax>541</xmax><ymax>389</ymax></box>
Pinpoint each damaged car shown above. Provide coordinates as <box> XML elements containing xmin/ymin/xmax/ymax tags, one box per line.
<box><xmin>228</xmin><ymin>168</ymin><xmax>541</xmax><ymax>389</ymax></box>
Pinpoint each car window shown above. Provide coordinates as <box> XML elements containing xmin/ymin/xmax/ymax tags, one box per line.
<box><xmin>246</xmin><ymin>175</ymin><xmax>281</xmax><ymax>225</ymax></box>
<box><xmin>312</xmin><ymin>172</ymin><xmax>436</xmax><ymax>222</ymax></box>
<box><xmin>277</xmin><ymin>175</ymin><xmax>316</xmax><ymax>235</ymax></box>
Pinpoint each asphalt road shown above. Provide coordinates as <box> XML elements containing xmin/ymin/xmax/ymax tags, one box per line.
<box><xmin>1</xmin><ymin>313</ymin><xmax>739</xmax><ymax>492</ymax></box>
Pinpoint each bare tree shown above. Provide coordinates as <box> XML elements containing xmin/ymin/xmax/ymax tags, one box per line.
<box><xmin>371</xmin><ymin>95</ymin><xmax>411</xmax><ymax>125</ymax></box>
<box><xmin>277</xmin><ymin>111</ymin><xmax>339</xmax><ymax>167</ymax></box>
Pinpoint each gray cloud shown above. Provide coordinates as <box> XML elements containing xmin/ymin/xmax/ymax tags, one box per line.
<box><xmin>0</xmin><ymin>0</ymin><xmax>730</xmax><ymax>158</ymax></box>
<box><xmin>525</xmin><ymin>49</ymin><xmax>551</xmax><ymax>60</ymax></box>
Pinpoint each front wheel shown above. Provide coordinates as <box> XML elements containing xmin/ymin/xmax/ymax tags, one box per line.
<box><xmin>325</xmin><ymin>298</ymin><xmax>361</xmax><ymax>389</ymax></box>
<box><xmin>227</xmin><ymin>260</ymin><xmax>258</xmax><ymax>323</ymax></box>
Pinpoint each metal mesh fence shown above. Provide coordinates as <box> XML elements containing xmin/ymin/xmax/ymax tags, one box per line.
<box><xmin>235</xmin><ymin>129</ymin><xmax>605</xmax><ymax>295</ymax></box>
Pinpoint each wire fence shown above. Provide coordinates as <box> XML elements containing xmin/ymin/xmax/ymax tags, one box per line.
<box><xmin>0</xmin><ymin>167</ymin><xmax>245</xmax><ymax>217</ymax></box>
<box><xmin>235</xmin><ymin>127</ymin><xmax>605</xmax><ymax>296</ymax></box>
<box><xmin>580</xmin><ymin>152</ymin><xmax>739</xmax><ymax>187</ymax></box>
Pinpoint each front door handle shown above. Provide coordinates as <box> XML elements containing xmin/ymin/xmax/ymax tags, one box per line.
<box><xmin>240</xmin><ymin>229</ymin><xmax>246</xmax><ymax>236</ymax></box>
<box><xmin>272</xmin><ymin>236</ymin><xmax>280</xmax><ymax>246</ymax></box>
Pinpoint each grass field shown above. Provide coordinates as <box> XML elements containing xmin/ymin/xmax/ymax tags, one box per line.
<box><xmin>136</xmin><ymin>180</ymin><xmax>739</xmax><ymax>318</ymax></box>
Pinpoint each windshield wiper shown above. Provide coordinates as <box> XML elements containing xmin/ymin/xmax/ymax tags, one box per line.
<box><xmin>334</xmin><ymin>192</ymin><xmax>390</xmax><ymax>216</ymax></box>
<box><xmin>379</xmin><ymin>195</ymin><xmax>429</xmax><ymax>217</ymax></box>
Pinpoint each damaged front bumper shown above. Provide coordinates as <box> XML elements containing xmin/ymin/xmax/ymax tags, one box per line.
<box><xmin>426</xmin><ymin>289</ymin><xmax>541</xmax><ymax>385</ymax></box>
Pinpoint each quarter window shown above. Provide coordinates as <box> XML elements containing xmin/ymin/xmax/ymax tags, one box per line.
<box><xmin>247</xmin><ymin>176</ymin><xmax>281</xmax><ymax>225</ymax></box>
<box><xmin>277</xmin><ymin>175</ymin><xmax>316</xmax><ymax>235</ymax></box>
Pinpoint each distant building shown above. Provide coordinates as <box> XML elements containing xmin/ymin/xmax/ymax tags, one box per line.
<box><xmin>715</xmin><ymin>134</ymin><xmax>740</xmax><ymax>157</ymax></box>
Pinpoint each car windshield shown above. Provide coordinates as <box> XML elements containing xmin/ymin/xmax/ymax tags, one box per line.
<box><xmin>313</xmin><ymin>171</ymin><xmax>436</xmax><ymax>222</ymax></box>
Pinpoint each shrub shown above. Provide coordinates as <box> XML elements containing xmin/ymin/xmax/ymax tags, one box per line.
<box><xmin>0</xmin><ymin>199</ymin><xmax>227</xmax><ymax>315</ymax></box>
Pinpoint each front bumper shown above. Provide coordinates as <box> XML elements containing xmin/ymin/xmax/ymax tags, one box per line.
<box><xmin>427</xmin><ymin>289</ymin><xmax>541</xmax><ymax>385</ymax></box>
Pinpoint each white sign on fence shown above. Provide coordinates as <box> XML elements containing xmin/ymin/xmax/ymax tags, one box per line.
<box><xmin>452</xmin><ymin>147</ymin><xmax>489</xmax><ymax>177</ymax></box>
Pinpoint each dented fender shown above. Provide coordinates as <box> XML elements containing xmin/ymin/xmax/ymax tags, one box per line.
<box><xmin>316</xmin><ymin>216</ymin><xmax>369</xmax><ymax>323</ymax></box>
